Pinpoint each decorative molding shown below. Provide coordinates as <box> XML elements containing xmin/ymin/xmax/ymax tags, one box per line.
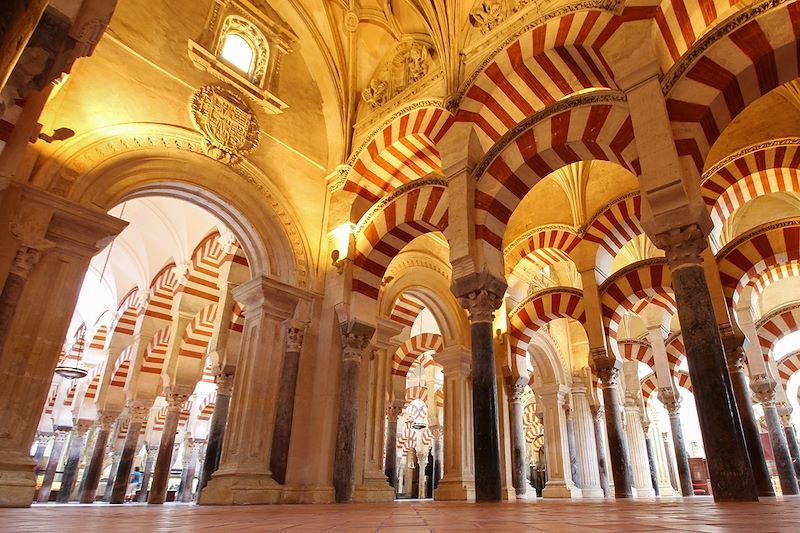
<box><xmin>362</xmin><ymin>41</ymin><xmax>435</xmax><ymax>110</ymax></box>
<box><xmin>701</xmin><ymin>138</ymin><xmax>800</xmax><ymax>184</ymax></box>
<box><xmin>715</xmin><ymin>217</ymin><xmax>800</xmax><ymax>264</ymax></box>
<box><xmin>598</xmin><ymin>257</ymin><xmax>667</xmax><ymax>293</ymax></box>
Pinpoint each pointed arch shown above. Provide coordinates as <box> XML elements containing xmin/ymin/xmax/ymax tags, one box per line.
<box><xmin>143</xmin><ymin>263</ymin><xmax>179</xmax><ymax>322</ymax></box>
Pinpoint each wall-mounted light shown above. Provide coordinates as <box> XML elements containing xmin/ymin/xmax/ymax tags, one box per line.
<box><xmin>330</xmin><ymin>221</ymin><xmax>354</xmax><ymax>275</ymax></box>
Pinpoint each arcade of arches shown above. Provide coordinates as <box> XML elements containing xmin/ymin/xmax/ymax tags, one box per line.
<box><xmin>2</xmin><ymin>0</ymin><xmax>800</xmax><ymax>529</ymax></box>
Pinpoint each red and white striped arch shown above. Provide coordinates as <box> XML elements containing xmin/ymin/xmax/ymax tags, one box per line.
<box><xmin>523</xmin><ymin>402</ymin><xmax>545</xmax><ymax>451</ymax></box>
<box><xmin>392</xmin><ymin>333</ymin><xmax>443</xmax><ymax>377</ymax></box>
<box><xmin>389</xmin><ymin>293</ymin><xmax>427</xmax><ymax>327</ymax></box>
<box><xmin>618</xmin><ymin>339</ymin><xmax>655</xmax><ymax>371</ymax></box>
<box><xmin>583</xmin><ymin>195</ymin><xmax>644</xmax><ymax>276</ymax></box>
<box><xmin>178</xmin><ymin>303</ymin><xmax>218</xmax><ymax>360</ymax></box>
<box><xmin>346</xmin><ymin>106</ymin><xmax>453</xmax><ymax>203</ymax></box>
<box><xmin>178</xmin><ymin>399</ymin><xmax>193</xmax><ymax>429</ymax></box>
<box><xmin>113</xmin><ymin>287</ymin><xmax>142</xmax><ymax>337</ymax></box>
<box><xmin>666</xmin><ymin>333</ymin><xmax>687</xmax><ymax>373</ymax></box>
<box><xmin>178</xmin><ymin>232</ymin><xmax>226</xmax><ymax>304</ymax></box>
<box><xmin>140</xmin><ymin>325</ymin><xmax>171</xmax><ymax>376</ymax></box>
<box><xmin>756</xmin><ymin>302</ymin><xmax>800</xmax><ymax>360</ymax></box>
<box><xmin>641</xmin><ymin>369</ymin><xmax>693</xmax><ymax>402</ymax></box>
<box><xmin>504</xmin><ymin>225</ymin><xmax>581</xmax><ymax>276</ymax></box>
<box><xmin>88</xmin><ymin>325</ymin><xmax>108</xmax><ymax>351</ymax></box>
<box><xmin>474</xmin><ymin>102</ymin><xmax>638</xmax><ymax>251</ymax></box>
<box><xmin>665</xmin><ymin>2</ymin><xmax>800</xmax><ymax>176</ymax></box>
<box><xmin>457</xmin><ymin>11</ymin><xmax>620</xmax><ymax>151</ymax></box>
<box><xmin>352</xmin><ymin>181</ymin><xmax>448</xmax><ymax>300</ymax></box>
<box><xmin>83</xmin><ymin>363</ymin><xmax>105</xmax><ymax>402</ymax></box>
<box><xmin>152</xmin><ymin>406</ymin><xmax>167</xmax><ymax>432</ymax></box>
<box><xmin>752</xmin><ymin>261</ymin><xmax>800</xmax><ymax>298</ymax></box>
<box><xmin>109</xmin><ymin>345</ymin><xmax>135</xmax><ymax>389</ymax></box>
<box><xmin>198</xmin><ymin>391</ymin><xmax>216</xmax><ymax>422</ymax></box>
<box><xmin>716</xmin><ymin>220</ymin><xmax>800</xmax><ymax>307</ymax></box>
<box><xmin>509</xmin><ymin>287</ymin><xmax>587</xmax><ymax>357</ymax></box>
<box><xmin>777</xmin><ymin>350</ymin><xmax>800</xmax><ymax>388</ymax></box>
<box><xmin>229</xmin><ymin>302</ymin><xmax>245</xmax><ymax>333</ymax></box>
<box><xmin>143</xmin><ymin>263</ymin><xmax>178</xmax><ymax>322</ymax></box>
<box><xmin>600</xmin><ymin>260</ymin><xmax>674</xmax><ymax>341</ymax></box>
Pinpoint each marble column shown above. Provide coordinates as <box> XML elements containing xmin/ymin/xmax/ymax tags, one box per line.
<box><xmin>179</xmin><ymin>440</ymin><xmax>201</xmax><ymax>502</ymax></box>
<box><xmin>657</xmin><ymin>389</ymin><xmax>693</xmax><ymax>496</ymax></box>
<box><xmin>148</xmin><ymin>393</ymin><xmax>187</xmax><ymax>504</ymax></box>
<box><xmin>136</xmin><ymin>445</ymin><xmax>157</xmax><ymax>503</ymax></box>
<box><xmin>198</xmin><ymin>373</ymin><xmax>233</xmax><ymax>493</ymax></box>
<box><xmin>643</xmin><ymin>425</ymin><xmax>659</xmax><ymax>497</ymax></box>
<box><xmin>751</xmin><ymin>376</ymin><xmax>799</xmax><ymax>495</ymax></box>
<box><xmin>508</xmin><ymin>381</ymin><xmax>527</xmax><ymax>496</ymax></box>
<box><xmin>597</xmin><ymin>365</ymin><xmax>634</xmax><ymax>498</ymax></box>
<box><xmin>55</xmin><ymin>422</ymin><xmax>91</xmax><ymax>503</ymax></box>
<box><xmin>624</xmin><ymin>398</ymin><xmax>655</xmax><ymax>497</ymax></box>
<box><xmin>655</xmin><ymin>225</ymin><xmax>757</xmax><ymax>501</ymax></box>
<box><xmin>538</xmin><ymin>385</ymin><xmax>581</xmax><ymax>498</ymax></box>
<box><xmin>79</xmin><ymin>415</ymin><xmax>115</xmax><ymax>504</ymax></box>
<box><xmin>565</xmin><ymin>405</ymin><xmax>581</xmax><ymax>489</ymax></box>
<box><xmin>270</xmin><ymin>322</ymin><xmax>306</xmax><ymax>485</ymax></box>
<box><xmin>384</xmin><ymin>402</ymin><xmax>403</xmax><ymax>488</ymax></box>
<box><xmin>37</xmin><ymin>428</ymin><xmax>69</xmax><ymax>503</ymax></box>
<box><xmin>333</xmin><ymin>325</ymin><xmax>373</xmax><ymax>503</ymax></box>
<box><xmin>32</xmin><ymin>433</ymin><xmax>49</xmax><ymax>475</ymax></box>
<box><xmin>725</xmin><ymin>345</ymin><xmax>775</xmax><ymax>497</ymax></box>
<box><xmin>661</xmin><ymin>431</ymin><xmax>679</xmax><ymax>491</ymax></box>
<box><xmin>110</xmin><ymin>405</ymin><xmax>148</xmax><ymax>504</ymax></box>
<box><xmin>780</xmin><ymin>408</ymin><xmax>800</xmax><ymax>478</ymax></box>
<box><xmin>431</xmin><ymin>425</ymin><xmax>444</xmax><ymax>490</ymax></box>
<box><xmin>103</xmin><ymin>452</ymin><xmax>120</xmax><ymax>502</ymax></box>
<box><xmin>459</xmin><ymin>289</ymin><xmax>503</xmax><ymax>502</ymax></box>
<box><xmin>572</xmin><ymin>384</ymin><xmax>603</xmax><ymax>497</ymax></box>
<box><xmin>417</xmin><ymin>451</ymin><xmax>429</xmax><ymax>499</ymax></box>
<box><xmin>590</xmin><ymin>406</ymin><xmax>610</xmax><ymax>497</ymax></box>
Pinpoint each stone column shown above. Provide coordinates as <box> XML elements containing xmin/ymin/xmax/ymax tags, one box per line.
<box><xmin>590</xmin><ymin>406</ymin><xmax>610</xmax><ymax>497</ymax></box>
<box><xmin>198</xmin><ymin>373</ymin><xmax>233</xmax><ymax>493</ymax></box>
<box><xmin>725</xmin><ymin>343</ymin><xmax>775</xmax><ymax>497</ymax></box>
<box><xmin>37</xmin><ymin>428</ymin><xmax>69</xmax><ymax>503</ymax></box>
<box><xmin>624</xmin><ymin>396</ymin><xmax>655</xmax><ymax>497</ymax></box>
<box><xmin>661</xmin><ymin>431</ymin><xmax>679</xmax><ymax>491</ymax></box>
<box><xmin>137</xmin><ymin>445</ymin><xmax>157</xmax><ymax>503</ymax></box>
<box><xmin>596</xmin><ymin>365</ymin><xmax>634</xmax><ymax>498</ymax></box>
<box><xmin>780</xmin><ymin>408</ymin><xmax>800</xmax><ymax>478</ymax></box>
<box><xmin>270</xmin><ymin>321</ymin><xmax>306</xmax><ymax>485</ymax></box>
<box><xmin>103</xmin><ymin>451</ymin><xmax>120</xmax><ymax>502</ymax></box>
<box><xmin>333</xmin><ymin>324</ymin><xmax>373</xmax><ymax>503</ymax></box>
<box><xmin>507</xmin><ymin>381</ymin><xmax>527</xmax><ymax>496</ymax></box>
<box><xmin>384</xmin><ymin>402</ymin><xmax>403</xmax><ymax>488</ymax></box>
<box><xmin>0</xmin><ymin>0</ymin><xmax>48</xmax><ymax>91</ymax></box>
<box><xmin>179</xmin><ymin>440</ymin><xmax>201</xmax><ymax>502</ymax></box>
<box><xmin>565</xmin><ymin>404</ymin><xmax>581</xmax><ymax>488</ymax></box>
<box><xmin>79</xmin><ymin>415</ymin><xmax>115</xmax><ymax>503</ymax></box>
<box><xmin>654</xmin><ymin>225</ymin><xmax>757</xmax><ymax>501</ymax></box>
<box><xmin>572</xmin><ymin>384</ymin><xmax>603</xmax><ymax>498</ymax></box>
<box><xmin>110</xmin><ymin>404</ymin><xmax>148</xmax><ymax>504</ymax></box>
<box><xmin>643</xmin><ymin>423</ymin><xmax>659</xmax><ymax>497</ymax></box>
<box><xmin>148</xmin><ymin>393</ymin><xmax>187</xmax><ymax>504</ymax></box>
<box><xmin>538</xmin><ymin>385</ymin><xmax>581</xmax><ymax>498</ymax></box>
<box><xmin>751</xmin><ymin>376</ymin><xmax>799</xmax><ymax>495</ymax></box>
<box><xmin>55</xmin><ymin>421</ymin><xmax>91</xmax><ymax>503</ymax></box>
<box><xmin>32</xmin><ymin>433</ymin><xmax>49</xmax><ymax>475</ymax></box>
<box><xmin>658</xmin><ymin>388</ymin><xmax>693</xmax><ymax>496</ymax></box>
<box><xmin>458</xmin><ymin>289</ymin><xmax>503</xmax><ymax>502</ymax></box>
<box><xmin>431</xmin><ymin>425</ymin><xmax>444</xmax><ymax>490</ymax></box>
<box><xmin>417</xmin><ymin>451</ymin><xmax>429</xmax><ymax>499</ymax></box>
<box><xmin>434</xmin><ymin>346</ymin><xmax>475</xmax><ymax>501</ymax></box>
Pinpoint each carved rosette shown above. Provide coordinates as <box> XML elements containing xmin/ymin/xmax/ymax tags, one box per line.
<box><xmin>459</xmin><ymin>289</ymin><xmax>502</xmax><ymax>324</ymax></box>
<box><xmin>469</xmin><ymin>0</ymin><xmax>507</xmax><ymax>34</ymax></box>
<box><xmin>285</xmin><ymin>325</ymin><xmax>305</xmax><ymax>353</ymax></box>
<box><xmin>653</xmin><ymin>224</ymin><xmax>707</xmax><ymax>270</ymax></box>
<box><xmin>190</xmin><ymin>85</ymin><xmax>260</xmax><ymax>164</ymax></box>
<box><xmin>341</xmin><ymin>333</ymin><xmax>371</xmax><ymax>363</ymax></box>
<box><xmin>657</xmin><ymin>387</ymin><xmax>681</xmax><ymax>415</ymax></box>
<box><xmin>750</xmin><ymin>374</ymin><xmax>777</xmax><ymax>406</ymax></box>
<box><xmin>215</xmin><ymin>373</ymin><xmax>234</xmax><ymax>396</ymax></box>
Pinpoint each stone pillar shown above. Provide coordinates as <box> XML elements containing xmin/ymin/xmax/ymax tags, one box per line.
<box><xmin>434</xmin><ymin>346</ymin><xmax>475</xmax><ymax>501</ymax></box>
<box><xmin>507</xmin><ymin>381</ymin><xmax>527</xmax><ymax>496</ymax></box>
<box><xmin>751</xmin><ymin>376</ymin><xmax>799</xmax><ymax>495</ymax></box>
<box><xmin>657</xmin><ymin>389</ymin><xmax>693</xmax><ymax>496</ymax></box>
<box><xmin>0</xmin><ymin>0</ymin><xmax>49</xmax><ymax>92</ymax></box>
<box><xmin>103</xmin><ymin>451</ymin><xmax>120</xmax><ymax>502</ymax></box>
<box><xmin>55</xmin><ymin>421</ymin><xmax>91</xmax><ymax>503</ymax></box>
<box><xmin>538</xmin><ymin>385</ymin><xmax>581</xmax><ymax>498</ymax></box>
<box><xmin>431</xmin><ymin>425</ymin><xmax>444</xmax><ymax>490</ymax></box>
<box><xmin>384</xmin><ymin>403</ymin><xmax>403</xmax><ymax>488</ymax></box>
<box><xmin>179</xmin><ymin>440</ymin><xmax>201</xmax><ymax>502</ymax></box>
<box><xmin>654</xmin><ymin>225</ymin><xmax>757</xmax><ymax>501</ymax></box>
<box><xmin>458</xmin><ymin>289</ymin><xmax>503</xmax><ymax>502</ymax></box>
<box><xmin>780</xmin><ymin>408</ymin><xmax>800</xmax><ymax>478</ymax></box>
<box><xmin>198</xmin><ymin>373</ymin><xmax>233</xmax><ymax>493</ymax></box>
<box><xmin>590</xmin><ymin>406</ymin><xmax>610</xmax><ymax>497</ymax></box>
<box><xmin>110</xmin><ymin>404</ymin><xmax>148</xmax><ymax>504</ymax></box>
<box><xmin>725</xmin><ymin>344</ymin><xmax>775</xmax><ymax>497</ymax></box>
<box><xmin>661</xmin><ymin>431</ymin><xmax>679</xmax><ymax>491</ymax></box>
<box><xmin>417</xmin><ymin>451</ymin><xmax>429</xmax><ymax>499</ymax></box>
<box><xmin>79</xmin><ymin>415</ymin><xmax>115</xmax><ymax>504</ymax></box>
<box><xmin>565</xmin><ymin>405</ymin><xmax>581</xmax><ymax>488</ymax></box>
<box><xmin>572</xmin><ymin>384</ymin><xmax>603</xmax><ymax>498</ymax></box>
<box><xmin>270</xmin><ymin>321</ymin><xmax>306</xmax><ymax>485</ymax></box>
<box><xmin>332</xmin><ymin>325</ymin><xmax>373</xmax><ymax>503</ymax></box>
<box><xmin>596</xmin><ymin>366</ymin><xmax>634</xmax><ymax>498</ymax></box>
<box><xmin>32</xmin><ymin>433</ymin><xmax>49</xmax><ymax>475</ymax></box>
<box><xmin>37</xmin><ymin>428</ymin><xmax>68</xmax><ymax>503</ymax></box>
<box><xmin>148</xmin><ymin>393</ymin><xmax>187</xmax><ymax>504</ymax></box>
<box><xmin>137</xmin><ymin>445</ymin><xmax>157</xmax><ymax>503</ymax></box>
<box><xmin>624</xmin><ymin>397</ymin><xmax>655</xmax><ymax>497</ymax></box>
<box><xmin>643</xmin><ymin>423</ymin><xmax>659</xmax><ymax>497</ymax></box>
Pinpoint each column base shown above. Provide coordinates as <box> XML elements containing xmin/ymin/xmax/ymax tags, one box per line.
<box><xmin>633</xmin><ymin>487</ymin><xmax>657</xmax><ymax>498</ymax></box>
<box><xmin>0</xmin><ymin>454</ymin><xmax>36</xmax><ymax>507</ymax></box>
<box><xmin>353</xmin><ymin>482</ymin><xmax>395</xmax><ymax>503</ymax></box>
<box><xmin>580</xmin><ymin>486</ymin><xmax>605</xmax><ymax>498</ymax></box>
<box><xmin>434</xmin><ymin>476</ymin><xmax>475</xmax><ymax>501</ymax></box>
<box><xmin>501</xmin><ymin>487</ymin><xmax>516</xmax><ymax>501</ymax></box>
<box><xmin>280</xmin><ymin>485</ymin><xmax>335</xmax><ymax>504</ymax></box>
<box><xmin>198</xmin><ymin>473</ymin><xmax>282</xmax><ymax>505</ymax></box>
<box><xmin>658</xmin><ymin>483</ymin><xmax>676</xmax><ymax>497</ymax></box>
<box><xmin>542</xmin><ymin>482</ymin><xmax>582</xmax><ymax>499</ymax></box>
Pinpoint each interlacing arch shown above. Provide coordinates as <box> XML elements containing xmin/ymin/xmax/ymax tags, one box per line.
<box><xmin>504</xmin><ymin>224</ymin><xmax>581</xmax><ymax>277</ymax></box>
<box><xmin>389</xmin><ymin>293</ymin><xmax>427</xmax><ymax>327</ymax></box>
<box><xmin>345</xmin><ymin>105</ymin><xmax>453</xmax><ymax>203</ymax></box>
<box><xmin>756</xmin><ymin>301</ymin><xmax>800</xmax><ymax>361</ymax></box>
<box><xmin>508</xmin><ymin>287</ymin><xmax>587</xmax><ymax>358</ymax></box>
<box><xmin>391</xmin><ymin>333</ymin><xmax>444</xmax><ymax>377</ymax></box>
<box><xmin>474</xmin><ymin>101</ymin><xmax>638</xmax><ymax>251</ymax></box>
<box><xmin>352</xmin><ymin>180</ymin><xmax>448</xmax><ymax>300</ymax></box>
<box><xmin>143</xmin><ymin>263</ymin><xmax>178</xmax><ymax>322</ymax></box>
<box><xmin>179</xmin><ymin>304</ymin><xmax>218</xmax><ymax>360</ymax></box>
<box><xmin>664</xmin><ymin>0</ymin><xmax>800</xmax><ymax>175</ymax></box>
<box><xmin>716</xmin><ymin>218</ymin><xmax>800</xmax><ymax>307</ymax></box>
<box><xmin>583</xmin><ymin>194</ymin><xmax>644</xmax><ymax>277</ymax></box>
<box><xmin>140</xmin><ymin>325</ymin><xmax>171</xmax><ymax>375</ymax></box>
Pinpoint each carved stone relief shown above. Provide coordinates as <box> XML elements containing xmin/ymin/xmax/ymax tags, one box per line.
<box><xmin>362</xmin><ymin>41</ymin><xmax>433</xmax><ymax>109</ymax></box>
<box><xmin>190</xmin><ymin>85</ymin><xmax>260</xmax><ymax>164</ymax></box>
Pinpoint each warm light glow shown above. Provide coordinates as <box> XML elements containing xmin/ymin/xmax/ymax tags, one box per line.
<box><xmin>331</xmin><ymin>221</ymin><xmax>355</xmax><ymax>260</ymax></box>
<box><xmin>220</xmin><ymin>33</ymin><xmax>254</xmax><ymax>74</ymax></box>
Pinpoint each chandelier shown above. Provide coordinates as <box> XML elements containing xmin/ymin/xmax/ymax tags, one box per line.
<box><xmin>54</xmin><ymin>330</ymin><xmax>88</xmax><ymax>379</ymax></box>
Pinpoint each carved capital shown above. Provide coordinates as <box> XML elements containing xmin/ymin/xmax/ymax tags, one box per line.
<box><xmin>778</xmin><ymin>402</ymin><xmax>794</xmax><ymax>427</ymax></box>
<box><xmin>429</xmin><ymin>424</ymin><xmax>444</xmax><ymax>439</ymax></box>
<box><xmin>652</xmin><ymin>224</ymin><xmax>707</xmax><ymax>269</ymax></box>
<box><xmin>146</xmin><ymin>445</ymin><xmax>159</xmax><ymax>459</ymax></box>
<box><xmin>510</xmin><ymin>382</ymin><xmax>526</xmax><ymax>401</ymax></box>
<box><xmin>458</xmin><ymin>289</ymin><xmax>502</xmax><ymax>324</ymax></box>
<box><xmin>657</xmin><ymin>387</ymin><xmax>681</xmax><ymax>415</ymax></box>
<box><xmin>166</xmin><ymin>393</ymin><xmax>189</xmax><ymax>411</ymax></box>
<box><xmin>10</xmin><ymin>245</ymin><xmax>46</xmax><ymax>278</ymax></box>
<box><xmin>726</xmin><ymin>345</ymin><xmax>746</xmax><ymax>373</ymax></box>
<box><xmin>590</xmin><ymin>404</ymin><xmax>604</xmax><ymax>422</ymax></box>
<box><xmin>597</xmin><ymin>366</ymin><xmax>620</xmax><ymax>388</ymax></box>
<box><xmin>215</xmin><ymin>373</ymin><xmax>234</xmax><ymax>396</ymax></box>
<box><xmin>74</xmin><ymin>420</ymin><xmax>93</xmax><ymax>436</ymax></box>
<box><xmin>99</xmin><ymin>414</ymin><xmax>117</xmax><ymax>432</ymax></box>
<box><xmin>750</xmin><ymin>374</ymin><xmax>777</xmax><ymax>406</ymax></box>
<box><xmin>128</xmin><ymin>404</ymin><xmax>150</xmax><ymax>424</ymax></box>
<box><xmin>285</xmin><ymin>324</ymin><xmax>306</xmax><ymax>353</ymax></box>
<box><xmin>341</xmin><ymin>333</ymin><xmax>370</xmax><ymax>363</ymax></box>
<box><xmin>385</xmin><ymin>404</ymin><xmax>403</xmax><ymax>419</ymax></box>
<box><xmin>53</xmin><ymin>429</ymin><xmax>70</xmax><ymax>443</ymax></box>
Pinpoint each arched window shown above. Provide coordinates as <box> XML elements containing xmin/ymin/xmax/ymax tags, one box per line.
<box><xmin>220</xmin><ymin>33</ymin><xmax>254</xmax><ymax>75</ymax></box>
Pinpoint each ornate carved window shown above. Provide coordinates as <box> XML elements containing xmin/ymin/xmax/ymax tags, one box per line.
<box><xmin>220</xmin><ymin>32</ymin><xmax>256</xmax><ymax>75</ymax></box>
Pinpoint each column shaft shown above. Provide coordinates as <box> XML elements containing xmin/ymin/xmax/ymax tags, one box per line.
<box><xmin>79</xmin><ymin>426</ymin><xmax>111</xmax><ymax>503</ymax></box>
<box><xmin>148</xmin><ymin>400</ymin><xmax>183</xmax><ymax>504</ymax></box>
<box><xmin>55</xmin><ymin>429</ymin><xmax>86</xmax><ymax>503</ymax></box>
<box><xmin>103</xmin><ymin>454</ymin><xmax>120</xmax><ymax>502</ymax></box>
<box><xmin>36</xmin><ymin>430</ymin><xmax>67</xmax><ymax>503</ymax></box>
<box><xmin>137</xmin><ymin>447</ymin><xmax>157</xmax><ymax>503</ymax></box>
<box><xmin>624</xmin><ymin>403</ymin><xmax>654</xmax><ymax>497</ymax></box>
<box><xmin>762</xmin><ymin>402</ymin><xmax>799</xmax><ymax>495</ymax></box>
<box><xmin>270</xmin><ymin>326</ymin><xmax>304</xmax><ymax>484</ymax></box>
<box><xmin>384</xmin><ymin>407</ymin><xmax>401</xmax><ymax>488</ymax></box>
<box><xmin>591</xmin><ymin>408</ymin><xmax>610</xmax><ymax>497</ymax></box>
<box><xmin>198</xmin><ymin>376</ymin><xmax>232</xmax><ymax>492</ymax></box>
<box><xmin>785</xmin><ymin>425</ymin><xmax>800</xmax><ymax>478</ymax></box>
<box><xmin>508</xmin><ymin>389</ymin><xmax>527</xmax><ymax>496</ymax></box>
<box><xmin>110</xmin><ymin>414</ymin><xmax>145</xmax><ymax>504</ymax></box>
<box><xmin>470</xmin><ymin>320</ymin><xmax>502</xmax><ymax>502</ymax></box>
<box><xmin>333</xmin><ymin>351</ymin><xmax>363</xmax><ymax>502</ymax></box>
<box><xmin>668</xmin><ymin>413</ymin><xmax>694</xmax><ymax>496</ymax></box>
<box><xmin>572</xmin><ymin>388</ymin><xmax>603</xmax><ymax>497</ymax></box>
<box><xmin>599</xmin><ymin>369</ymin><xmax>633</xmax><ymax>498</ymax></box>
<box><xmin>644</xmin><ymin>435</ymin><xmax>659</xmax><ymax>496</ymax></box>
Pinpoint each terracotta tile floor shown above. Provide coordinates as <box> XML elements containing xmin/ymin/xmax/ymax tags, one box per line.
<box><xmin>4</xmin><ymin>497</ymin><xmax>799</xmax><ymax>532</ymax></box>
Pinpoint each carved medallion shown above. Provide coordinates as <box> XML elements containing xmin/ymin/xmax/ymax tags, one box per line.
<box><xmin>190</xmin><ymin>85</ymin><xmax>260</xmax><ymax>163</ymax></box>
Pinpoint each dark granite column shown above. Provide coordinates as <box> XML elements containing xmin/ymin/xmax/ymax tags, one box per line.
<box><xmin>725</xmin><ymin>338</ymin><xmax>775</xmax><ymax>496</ymax></box>
<box><xmin>148</xmin><ymin>393</ymin><xmax>187</xmax><ymax>504</ymax></box>
<box><xmin>56</xmin><ymin>422</ymin><xmax>90</xmax><ymax>503</ymax></box>
<box><xmin>596</xmin><ymin>366</ymin><xmax>633</xmax><ymax>498</ymax></box>
<box><xmin>590</xmin><ymin>406</ymin><xmax>610</xmax><ymax>497</ymax></box>
<box><xmin>333</xmin><ymin>323</ymin><xmax>373</xmax><ymax>503</ymax></box>
<box><xmin>110</xmin><ymin>405</ymin><xmax>148</xmax><ymax>504</ymax></box>
<box><xmin>198</xmin><ymin>374</ymin><xmax>233</xmax><ymax>493</ymax></box>
<box><xmin>384</xmin><ymin>403</ymin><xmax>403</xmax><ymax>488</ymax></box>
<box><xmin>658</xmin><ymin>389</ymin><xmax>693</xmax><ymax>496</ymax></box>
<box><xmin>136</xmin><ymin>445</ymin><xmax>157</xmax><ymax>502</ymax></box>
<box><xmin>270</xmin><ymin>322</ymin><xmax>306</xmax><ymax>485</ymax></box>
<box><xmin>780</xmin><ymin>408</ymin><xmax>800</xmax><ymax>478</ymax></box>
<box><xmin>565</xmin><ymin>405</ymin><xmax>581</xmax><ymax>489</ymax></box>
<box><xmin>459</xmin><ymin>289</ymin><xmax>503</xmax><ymax>502</ymax></box>
<box><xmin>37</xmin><ymin>428</ymin><xmax>68</xmax><ymax>503</ymax></box>
<box><xmin>643</xmin><ymin>421</ymin><xmax>659</xmax><ymax>497</ymax></box>
<box><xmin>431</xmin><ymin>425</ymin><xmax>444</xmax><ymax>490</ymax></box>
<box><xmin>752</xmin><ymin>377</ymin><xmax>799</xmax><ymax>495</ymax></box>
<box><xmin>508</xmin><ymin>382</ymin><xmax>527</xmax><ymax>496</ymax></box>
<box><xmin>79</xmin><ymin>415</ymin><xmax>115</xmax><ymax>503</ymax></box>
<box><xmin>656</xmin><ymin>225</ymin><xmax>757</xmax><ymax>501</ymax></box>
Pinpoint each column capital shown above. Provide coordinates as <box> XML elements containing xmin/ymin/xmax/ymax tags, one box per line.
<box><xmin>166</xmin><ymin>393</ymin><xmax>189</xmax><ymax>411</ymax></box>
<box><xmin>128</xmin><ymin>403</ymin><xmax>150</xmax><ymax>424</ymax></box>
<box><xmin>657</xmin><ymin>387</ymin><xmax>681</xmax><ymax>415</ymax></box>
<box><xmin>53</xmin><ymin>429</ymin><xmax>70</xmax><ymax>443</ymax></box>
<box><xmin>435</xmin><ymin>345</ymin><xmax>471</xmax><ymax>375</ymax></box>
<box><xmin>214</xmin><ymin>373</ymin><xmax>234</xmax><ymax>396</ymax></box>
<box><xmin>284</xmin><ymin>320</ymin><xmax>307</xmax><ymax>353</ymax></box>
<box><xmin>458</xmin><ymin>289</ymin><xmax>503</xmax><ymax>324</ymax></box>
<box><xmin>385</xmin><ymin>403</ymin><xmax>403</xmax><ymax>419</ymax></box>
<box><xmin>750</xmin><ymin>374</ymin><xmax>777</xmax><ymax>406</ymax></box>
<box><xmin>146</xmin><ymin>445</ymin><xmax>159</xmax><ymax>459</ymax></box>
<box><xmin>339</xmin><ymin>319</ymin><xmax>375</xmax><ymax>363</ymax></box>
<box><xmin>10</xmin><ymin>245</ymin><xmax>49</xmax><ymax>278</ymax></box>
<box><xmin>99</xmin><ymin>414</ymin><xmax>117</xmax><ymax>432</ymax></box>
<box><xmin>429</xmin><ymin>424</ymin><xmax>444</xmax><ymax>439</ymax></box>
<box><xmin>590</xmin><ymin>404</ymin><xmax>604</xmax><ymax>421</ymax></box>
<box><xmin>232</xmin><ymin>275</ymin><xmax>305</xmax><ymax>322</ymax></box>
<box><xmin>778</xmin><ymin>403</ymin><xmax>794</xmax><ymax>427</ymax></box>
<box><xmin>509</xmin><ymin>381</ymin><xmax>526</xmax><ymax>402</ymax></box>
<box><xmin>74</xmin><ymin>419</ymin><xmax>94</xmax><ymax>436</ymax></box>
<box><xmin>597</xmin><ymin>366</ymin><xmax>621</xmax><ymax>388</ymax></box>
<box><xmin>652</xmin><ymin>223</ymin><xmax>708</xmax><ymax>270</ymax></box>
